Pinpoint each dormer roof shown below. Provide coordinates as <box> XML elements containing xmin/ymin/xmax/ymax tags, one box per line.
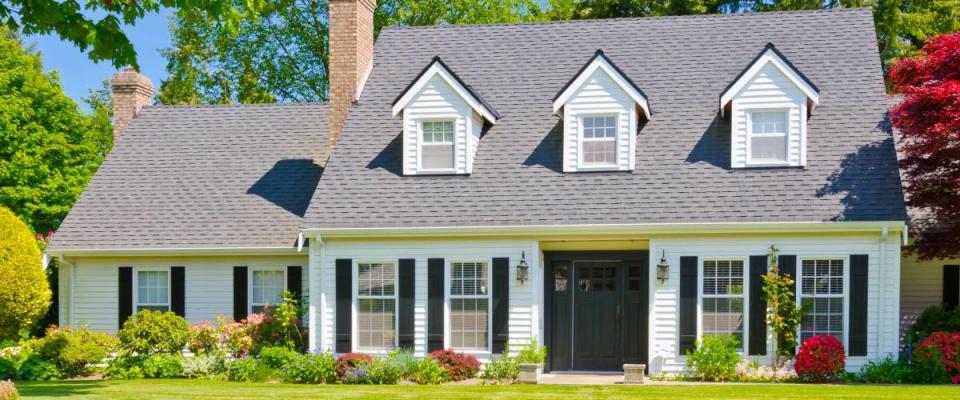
<box><xmin>391</xmin><ymin>56</ymin><xmax>500</xmax><ymax>123</ymax></box>
<box><xmin>719</xmin><ymin>43</ymin><xmax>820</xmax><ymax>117</ymax></box>
<box><xmin>552</xmin><ymin>49</ymin><xmax>651</xmax><ymax>120</ymax></box>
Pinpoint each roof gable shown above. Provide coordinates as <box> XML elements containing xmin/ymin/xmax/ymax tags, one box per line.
<box><xmin>552</xmin><ymin>50</ymin><xmax>651</xmax><ymax>119</ymax></box>
<box><xmin>391</xmin><ymin>56</ymin><xmax>500</xmax><ymax>123</ymax></box>
<box><xmin>719</xmin><ymin>43</ymin><xmax>820</xmax><ymax>116</ymax></box>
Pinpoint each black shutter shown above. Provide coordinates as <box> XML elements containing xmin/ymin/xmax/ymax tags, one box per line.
<box><xmin>492</xmin><ymin>257</ymin><xmax>510</xmax><ymax>354</ymax></box>
<box><xmin>427</xmin><ymin>258</ymin><xmax>445</xmax><ymax>352</ymax></box>
<box><xmin>335</xmin><ymin>259</ymin><xmax>352</xmax><ymax>353</ymax></box>
<box><xmin>287</xmin><ymin>266</ymin><xmax>302</xmax><ymax>302</ymax></box>
<box><xmin>748</xmin><ymin>255</ymin><xmax>768</xmax><ymax>355</ymax></box>
<box><xmin>398</xmin><ymin>259</ymin><xmax>416</xmax><ymax>349</ymax></box>
<box><xmin>171</xmin><ymin>266</ymin><xmax>185</xmax><ymax>317</ymax></box>
<box><xmin>679</xmin><ymin>256</ymin><xmax>698</xmax><ymax>355</ymax></box>
<box><xmin>849</xmin><ymin>254</ymin><xmax>869</xmax><ymax>356</ymax></box>
<box><xmin>944</xmin><ymin>265</ymin><xmax>960</xmax><ymax>309</ymax></box>
<box><xmin>777</xmin><ymin>255</ymin><xmax>797</xmax><ymax>353</ymax></box>
<box><xmin>233</xmin><ymin>266</ymin><xmax>248</xmax><ymax>321</ymax></box>
<box><xmin>119</xmin><ymin>267</ymin><xmax>133</xmax><ymax>327</ymax></box>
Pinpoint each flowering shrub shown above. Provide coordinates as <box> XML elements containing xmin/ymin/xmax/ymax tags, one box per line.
<box><xmin>0</xmin><ymin>380</ymin><xmax>17</xmax><ymax>400</ymax></box>
<box><xmin>335</xmin><ymin>352</ymin><xmax>373</xmax><ymax>378</ymax></box>
<box><xmin>188</xmin><ymin>321</ymin><xmax>219</xmax><ymax>355</ymax></box>
<box><xmin>795</xmin><ymin>335</ymin><xmax>845</xmax><ymax>383</ymax></box>
<box><xmin>255</xmin><ymin>291</ymin><xmax>304</xmax><ymax>351</ymax></box>
<box><xmin>217</xmin><ymin>317</ymin><xmax>253</xmax><ymax>358</ymax></box>
<box><xmin>428</xmin><ymin>349</ymin><xmax>479</xmax><ymax>381</ymax></box>
<box><xmin>912</xmin><ymin>331</ymin><xmax>960</xmax><ymax>384</ymax></box>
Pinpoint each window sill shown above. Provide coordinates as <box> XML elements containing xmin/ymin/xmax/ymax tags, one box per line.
<box><xmin>574</xmin><ymin>164</ymin><xmax>623</xmax><ymax>172</ymax></box>
<box><xmin>742</xmin><ymin>162</ymin><xmax>800</xmax><ymax>168</ymax></box>
<box><xmin>413</xmin><ymin>169</ymin><xmax>463</xmax><ymax>175</ymax></box>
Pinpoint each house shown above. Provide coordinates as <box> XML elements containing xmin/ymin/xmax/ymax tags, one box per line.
<box><xmin>47</xmin><ymin>3</ymin><xmax>957</xmax><ymax>375</ymax></box>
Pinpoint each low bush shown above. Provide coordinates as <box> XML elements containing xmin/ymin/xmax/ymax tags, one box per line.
<box><xmin>335</xmin><ymin>352</ymin><xmax>373</xmax><ymax>378</ymax></box>
<box><xmin>385</xmin><ymin>349</ymin><xmax>417</xmax><ymax>379</ymax></box>
<box><xmin>905</xmin><ymin>306</ymin><xmax>960</xmax><ymax>345</ymax></box>
<box><xmin>0</xmin><ymin>380</ymin><xmax>17</xmax><ymax>400</ymax></box>
<box><xmin>188</xmin><ymin>321</ymin><xmax>219</xmax><ymax>355</ymax></box>
<box><xmin>15</xmin><ymin>355</ymin><xmax>60</xmax><ymax>381</ymax></box>
<box><xmin>279</xmin><ymin>352</ymin><xmax>336</xmax><ymax>384</ymax></box>
<box><xmin>33</xmin><ymin>326</ymin><xmax>117</xmax><ymax>377</ymax></box>
<box><xmin>142</xmin><ymin>353</ymin><xmax>185</xmax><ymax>378</ymax></box>
<box><xmin>116</xmin><ymin>310</ymin><xmax>190</xmax><ymax>355</ymax></box>
<box><xmin>412</xmin><ymin>358</ymin><xmax>448</xmax><ymax>385</ymax></box>
<box><xmin>428</xmin><ymin>349</ymin><xmax>479</xmax><ymax>381</ymax></box>
<box><xmin>105</xmin><ymin>355</ymin><xmax>146</xmax><ymax>380</ymax></box>
<box><xmin>181</xmin><ymin>354</ymin><xmax>226</xmax><ymax>379</ymax></box>
<box><xmin>225</xmin><ymin>357</ymin><xmax>274</xmax><ymax>382</ymax></box>
<box><xmin>479</xmin><ymin>354</ymin><xmax>518</xmax><ymax>383</ymax></box>
<box><xmin>795</xmin><ymin>335</ymin><xmax>846</xmax><ymax>383</ymax></box>
<box><xmin>0</xmin><ymin>358</ymin><xmax>15</xmax><ymax>380</ymax></box>
<box><xmin>366</xmin><ymin>357</ymin><xmax>404</xmax><ymax>384</ymax></box>
<box><xmin>252</xmin><ymin>292</ymin><xmax>304</xmax><ymax>352</ymax></box>
<box><xmin>515</xmin><ymin>340</ymin><xmax>547</xmax><ymax>365</ymax></box>
<box><xmin>217</xmin><ymin>318</ymin><xmax>253</xmax><ymax>358</ymax></box>
<box><xmin>859</xmin><ymin>357</ymin><xmax>914</xmax><ymax>384</ymax></box>
<box><xmin>686</xmin><ymin>335</ymin><xmax>740</xmax><ymax>382</ymax></box>
<box><xmin>257</xmin><ymin>346</ymin><xmax>299</xmax><ymax>370</ymax></box>
<box><xmin>912</xmin><ymin>331</ymin><xmax>960</xmax><ymax>384</ymax></box>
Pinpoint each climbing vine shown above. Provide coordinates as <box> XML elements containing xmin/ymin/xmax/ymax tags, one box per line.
<box><xmin>761</xmin><ymin>245</ymin><xmax>804</xmax><ymax>369</ymax></box>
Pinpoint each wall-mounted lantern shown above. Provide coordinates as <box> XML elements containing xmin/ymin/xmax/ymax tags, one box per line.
<box><xmin>656</xmin><ymin>250</ymin><xmax>670</xmax><ymax>283</ymax></box>
<box><xmin>516</xmin><ymin>251</ymin><xmax>529</xmax><ymax>284</ymax></box>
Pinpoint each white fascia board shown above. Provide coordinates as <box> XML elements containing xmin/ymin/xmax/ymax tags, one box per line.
<box><xmin>303</xmin><ymin>220</ymin><xmax>907</xmax><ymax>240</ymax></box>
<box><xmin>553</xmin><ymin>57</ymin><xmax>651</xmax><ymax>120</ymax></box>
<box><xmin>45</xmin><ymin>246</ymin><xmax>302</xmax><ymax>258</ymax></box>
<box><xmin>391</xmin><ymin>64</ymin><xmax>498</xmax><ymax>124</ymax></box>
<box><xmin>720</xmin><ymin>49</ymin><xmax>820</xmax><ymax>116</ymax></box>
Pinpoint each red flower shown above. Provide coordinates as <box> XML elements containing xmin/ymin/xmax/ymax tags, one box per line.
<box><xmin>914</xmin><ymin>331</ymin><xmax>960</xmax><ymax>383</ymax></box>
<box><xmin>795</xmin><ymin>335</ymin><xmax>846</xmax><ymax>383</ymax></box>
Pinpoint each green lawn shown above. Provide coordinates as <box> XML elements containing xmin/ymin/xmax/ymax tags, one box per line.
<box><xmin>13</xmin><ymin>380</ymin><xmax>960</xmax><ymax>400</ymax></box>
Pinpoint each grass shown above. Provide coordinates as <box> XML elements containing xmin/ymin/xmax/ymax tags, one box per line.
<box><xmin>13</xmin><ymin>380</ymin><xmax>960</xmax><ymax>400</ymax></box>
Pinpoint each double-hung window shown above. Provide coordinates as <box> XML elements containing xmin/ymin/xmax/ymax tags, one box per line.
<box><xmin>136</xmin><ymin>269</ymin><xmax>170</xmax><ymax>312</ymax></box>
<box><xmin>420</xmin><ymin>120</ymin><xmax>455</xmax><ymax>170</ymax></box>
<box><xmin>800</xmin><ymin>259</ymin><xmax>845</xmax><ymax>343</ymax></box>
<box><xmin>251</xmin><ymin>269</ymin><xmax>285</xmax><ymax>313</ymax></box>
<box><xmin>450</xmin><ymin>261</ymin><xmax>490</xmax><ymax>351</ymax></box>
<box><xmin>747</xmin><ymin>110</ymin><xmax>788</xmax><ymax>164</ymax></box>
<box><xmin>357</xmin><ymin>262</ymin><xmax>397</xmax><ymax>350</ymax></box>
<box><xmin>580</xmin><ymin>114</ymin><xmax>618</xmax><ymax>166</ymax></box>
<box><xmin>701</xmin><ymin>259</ymin><xmax>746</xmax><ymax>351</ymax></box>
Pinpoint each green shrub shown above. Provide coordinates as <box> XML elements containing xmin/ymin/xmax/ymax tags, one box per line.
<box><xmin>280</xmin><ymin>352</ymin><xmax>336</xmax><ymax>384</ymax></box>
<box><xmin>252</xmin><ymin>291</ymin><xmax>304</xmax><ymax>352</ymax></box>
<box><xmin>366</xmin><ymin>357</ymin><xmax>404</xmax><ymax>384</ymax></box>
<box><xmin>117</xmin><ymin>310</ymin><xmax>190</xmax><ymax>355</ymax></box>
<box><xmin>0</xmin><ymin>207</ymin><xmax>51</xmax><ymax>341</ymax></box>
<box><xmin>385</xmin><ymin>349</ymin><xmax>417</xmax><ymax>379</ymax></box>
<box><xmin>686</xmin><ymin>335</ymin><xmax>740</xmax><ymax>382</ymax></box>
<box><xmin>105</xmin><ymin>355</ymin><xmax>146</xmax><ymax>380</ymax></box>
<box><xmin>257</xmin><ymin>346</ymin><xmax>299</xmax><ymax>370</ymax></box>
<box><xmin>33</xmin><ymin>326</ymin><xmax>117</xmax><ymax>377</ymax></box>
<box><xmin>142</xmin><ymin>353</ymin><xmax>185</xmax><ymax>378</ymax></box>
<box><xmin>515</xmin><ymin>340</ymin><xmax>547</xmax><ymax>365</ymax></box>
<box><xmin>479</xmin><ymin>354</ymin><xmax>518</xmax><ymax>383</ymax></box>
<box><xmin>412</xmin><ymin>358</ymin><xmax>448</xmax><ymax>385</ymax></box>
<box><xmin>180</xmin><ymin>354</ymin><xmax>226</xmax><ymax>379</ymax></box>
<box><xmin>0</xmin><ymin>380</ymin><xmax>17</xmax><ymax>400</ymax></box>
<box><xmin>427</xmin><ymin>349</ymin><xmax>479</xmax><ymax>381</ymax></box>
<box><xmin>15</xmin><ymin>355</ymin><xmax>60</xmax><ymax>381</ymax></box>
<box><xmin>859</xmin><ymin>357</ymin><xmax>913</xmax><ymax>384</ymax></box>
<box><xmin>226</xmin><ymin>357</ymin><xmax>274</xmax><ymax>382</ymax></box>
<box><xmin>905</xmin><ymin>306</ymin><xmax>960</xmax><ymax>344</ymax></box>
<box><xmin>0</xmin><ymin>358</ymin><xmax>15</xmax><ymax>380</ymax></box>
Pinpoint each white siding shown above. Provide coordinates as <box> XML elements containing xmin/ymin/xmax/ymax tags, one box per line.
<box><xmin>648</xmin><ymin>233</ymin><xmax>900</xmax><ymax>374</ymax></box>
<box><xmin>562</xmin><ymin>69</ymin><xmax>637</xmax><ymax>172</ymax></box>
<box><xmin>900</xmin><ymin>254</ymin><xmax>960</xmax><ymax>338</ymax></box>
<box><xmin>401</xmin><ymin>75</ymin><xmax>474</xmax><ymax>175</ymax></box>
<box><xmin>313</xmin><ymin>238</ymin><xmax>539</xmax><ymax>362</ymax></box>
<box><xmin>730</xmin><ymin>63</ymin><xmax>806</xmax><ymax>168</ymax></box>
<box><xmin>64</xmin><ymin>255</ymin><xmax>308</xmax><ymax>334</ymax></box>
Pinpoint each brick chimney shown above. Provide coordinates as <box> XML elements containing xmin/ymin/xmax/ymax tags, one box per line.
<box><xmin>328</xmin><ymin>0</ymin><xmax>375</xmax><ymax>151</ymax></box>
<box><xmin>111</xmin><ymin>67</ymin><xmax>154</xmax><ymax>141</ymax></box>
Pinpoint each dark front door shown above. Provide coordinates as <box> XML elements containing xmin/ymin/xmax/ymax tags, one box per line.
<box><xmin>544</xmin><ymin>251</ymin><xmax>649</xmax><ymax>372</ymax></box>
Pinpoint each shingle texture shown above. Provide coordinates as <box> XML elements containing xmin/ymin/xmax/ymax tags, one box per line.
<box><xmin>49</xmin><ymin>103</ymin><xmax>327</xmax><ymax>250</ymax></box>
<box><xmin>304</xmin><ymin>8</ymin><xmax>907</xmax><ymax>229</ymax></box>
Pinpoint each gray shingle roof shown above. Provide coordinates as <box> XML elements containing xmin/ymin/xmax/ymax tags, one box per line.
<box><xmin>49</xmin><ymin>103</ymin><xmax>327</xmax><ymax>251</ymax></box>
<box><xmin>303</xmin><ymin>8</ymin><xmax>907</xmax><ymax>229</ymax></box>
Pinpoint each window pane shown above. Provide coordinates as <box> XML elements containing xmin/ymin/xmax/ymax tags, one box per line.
<box><xmin>751</xmin><ymin>135</ymin><xmax>787</xmax><ymax>162</ymax></box>
<box><xmin>583</xmin><ymin>116</ymin><xmax>617</xmax><ymax>138</ymax></box>
<box><xmin>422</xmin><ymin>121</ymin><xmax>454</xmax><ymax>143</ymax></box>
<box><xmin>583</xmin><ymin>140</ymin><xmax>616</xmax><ymax>165</ymax></box>
<box><xmin>702</xmin><ymin>298</ymin><xmax>744</xmax><ymax>351</ymax></box>
<box><xmin>358</xmin><ymin>263</ymin><xmax>395</xmax><ymax>297</ymax></box>
<box><xmin>702</xmin><ymin>260</ymin><xmax>744</xmax><ymax>295</ymax></box>
<box><xmin>358</xmin><ymin>298</ymin><xmax>395</xmax><ymax>349</ymax></box>
<box><xmin>422</xmin><ymin>144</ymin><xmax>454</xmax><ymax>169</ymax></box>
<box><xmin>137</xmin><ymin>271</ymin><xmax>168</xmax><ymax>305</ymax></box>
<box><xmin>252</xmin><ymin>270</ymin><xmax>284</xmax><ymax>306</ymax></box>
<box><xmin>751</xmin><ymin>111</ymin><xmax>787</xmax><ymax>134</ymax></box>
<box><xmin>451</xmin><ymin>262</ymin><xmax>487</xmax><ymax>296</ymax></box>
<box><xmin>451</xmin><ymin>298</ymin><xmax>488</xmax><ymax>350</ymax></box>
<box><xmin>800</xmin><ymin>259</ymin><xmax>845</xmax><ymax>343</ymax></box>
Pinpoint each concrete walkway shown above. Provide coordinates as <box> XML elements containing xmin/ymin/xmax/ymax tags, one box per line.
<box><xmin>539</xmin><ymin>373</ymin><xmax>629</xmax><ymax>385</ymax></box>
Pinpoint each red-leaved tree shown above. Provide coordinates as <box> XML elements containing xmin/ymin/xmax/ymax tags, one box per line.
<box><xmin>889</xmin><ymin>31</ymin><xmax>960</xmax><ymax>260</ymax></box>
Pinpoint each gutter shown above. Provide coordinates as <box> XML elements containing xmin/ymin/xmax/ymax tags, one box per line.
<box><xmin>44</xmin><ymin>246</ymin><xmax>303</xmax><ymax>258</ymax></box>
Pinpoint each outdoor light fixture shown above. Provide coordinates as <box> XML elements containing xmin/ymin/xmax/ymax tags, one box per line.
<box><xmin>516</xmin><ymin>251</ymin><xmax>529</xmax><ymax>284</ymax></box>
<box><xmin>656</xmin><ymin>250</ymin><xmax>670</xmax><ymax>283</ymax></box>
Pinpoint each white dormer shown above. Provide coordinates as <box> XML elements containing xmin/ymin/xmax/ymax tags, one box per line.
<box><xmin>392</xmin><ymin>57</ymin><xmax>499</xmax><ymax>175</ymax></box>
<box><xmin>720</xmin><ymin>43</ymin><xmax>820</xmax><ymax>168</ymax></box>
<box><xmin>553</xmin><ymin>50</ymin><xmax>650</xmax><ymax>173</ymax></box>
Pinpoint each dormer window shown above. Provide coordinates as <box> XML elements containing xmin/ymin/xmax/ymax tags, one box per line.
<box><xmin>553</xmin><ymin>50</ymin><xmax>650</xmax><ymax>173</ymax></box>
<box><xmin>392</xmin><ymin>57</ymin><xmax>500</xmax><ymax>176</ymax></box>
<box><xmin>721</xmin><ymin>43</ymin><xmax>820</xmax><ymax>168</ymax></box>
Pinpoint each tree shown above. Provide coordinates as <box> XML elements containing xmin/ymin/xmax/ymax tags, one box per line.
<box><xmin>0</xmin><ymin>206</ymin><xmax>50</xmax><ymax>340</ymax></box>
<box><xmin>873</xmin><ymin>1</ymin><xmax>960</xmax><ymax>69</ymax></box>
<box><xmin>889</xmin><ymin>31</ymin><xmax>960</xmax><ymax>260</ymax></box>
<box><xmin>0</xmin><ymin>30</ymin><xmax>113</xmax><ymax>234</ymax></box>
<box><xmin>761</xmin><ymin>245</ymin><xmax>803</xmax><ymax>370</ymax></box>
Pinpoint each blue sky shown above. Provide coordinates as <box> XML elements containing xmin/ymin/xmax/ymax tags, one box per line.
<box><xmin>27</xmin><ymin>8</ymin><xmax>174</xmax><ymax>110</ymax></box>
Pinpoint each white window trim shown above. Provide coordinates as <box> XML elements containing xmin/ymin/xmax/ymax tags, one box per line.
<box><xmin>132</xmin><ymin>266</ymin><xmax>171</xmax><ymax>312</ymax></box>
<box><xmin>576</xmin><ymin>112</ymin><xmax>621</xmax><ymax>170</ymax></box>
<box><xmin>416</xmin><ymin>118</ymin><xmax>458</xmax><ymax>174</ymax></box>
<box><xmin>248</xmin><ymin>267</ymin><xmax>286</xmax><ymax>315</ymax></box>
<box><xmin>352</xmin><ymin>260</ymin><xmax>399</xmax><ymax>354</ymax></box>
<box><xmin>697</xmin><ymin>257</ymin><xmax>749</xmax><ymax>354</ymax></box>
<box><xmin>445</xmin><ymin>259</ymin><xmax>493</xmax><ymax>354</ymax></box>
<box><xmin>745</xmin><ymin>108</ymin><xmax>791</xmax><ymax>167</ymax></box>
<box><xmin>797</xmin><ymin>256</ymin><xmax>850</xmax><ymax>354</ymax></box>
